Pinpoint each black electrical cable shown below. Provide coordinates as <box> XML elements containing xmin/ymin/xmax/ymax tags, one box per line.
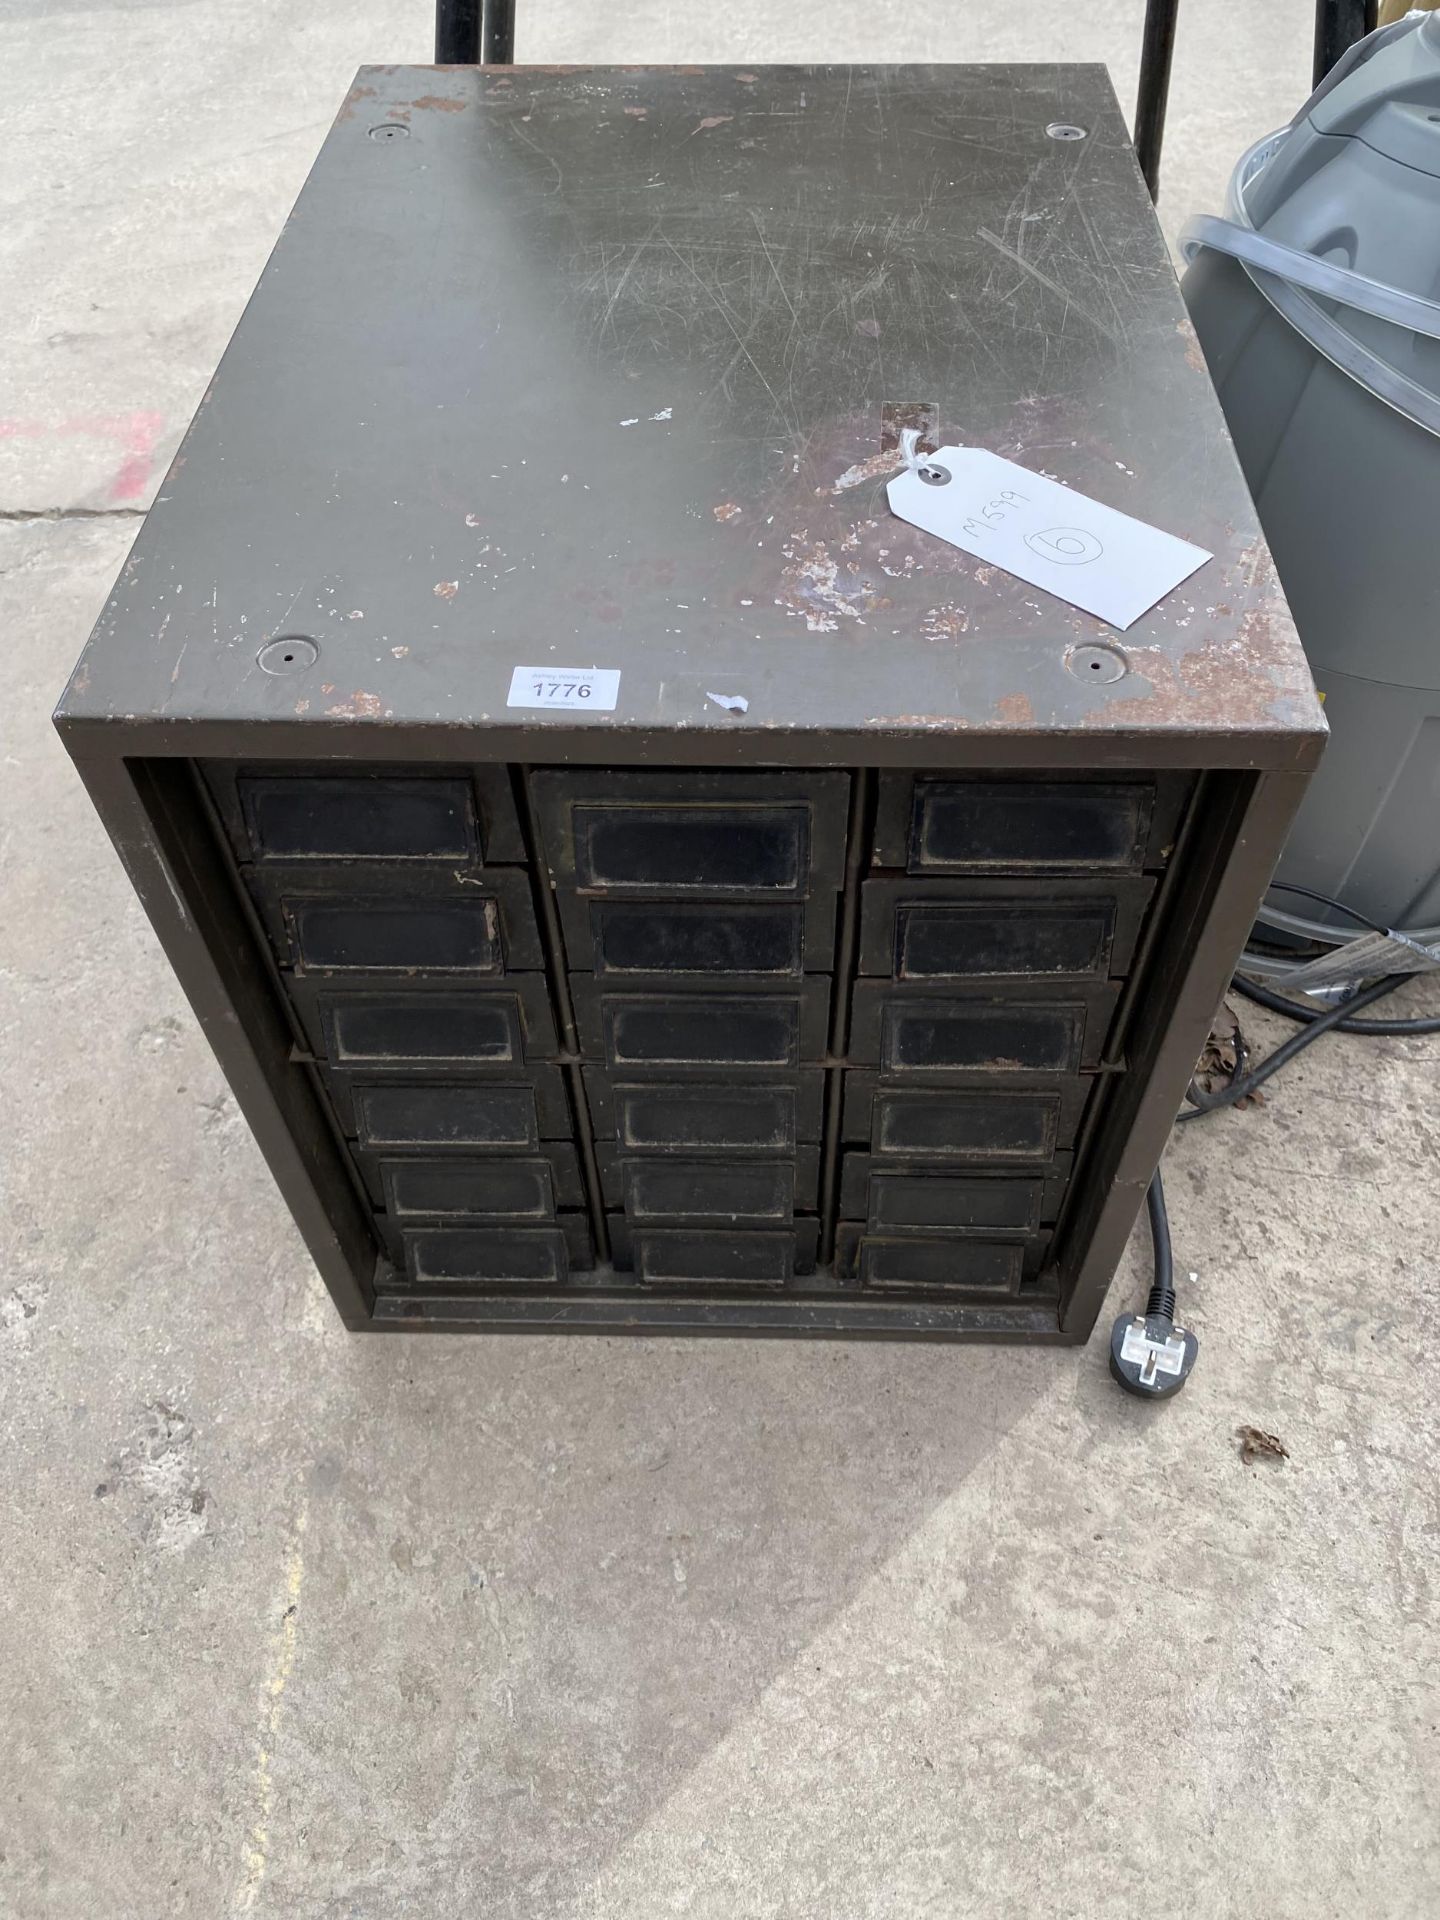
<box><xmin>1136</xmin><ymin>953</ymin><xmax>1438</xmax><ymax>1394</ymax></box>
<box><xmin>1144</xmin><ymin>1169</ymin><xmax>1175</xmax><ymax>1322</ymax></box>
<box><xmin>1232</xmin><ymin>972</ymin><xmax>1440</xmax><ymax>1035</ymax></box>
<box><xmin>1175</xmin><ymin>972</ymin><xmax>1404</xmax><ymax>1119</ymax></box>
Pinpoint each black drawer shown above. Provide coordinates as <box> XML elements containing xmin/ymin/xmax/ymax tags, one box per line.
<box><xmin>354</xmin><ymin>1144</ymin><xmax>586</xmax><ymax>1215</ymax></box>
<box><xmin>287</xmin><ymin>977</ymin><xmax>559</xmax><ymax>1066</ymax></box>
<box><xmin>841</xmin><ymin>1072</ymin><xmax>1094</xmax><ymax>1160</ymax></box>
<box><xmin>531</xmin><ymin>768</ymin><xmax>850</xmax><ymax>897</ymax></box>
<box><xmin>582</xmin><ymin>1070</ymin><xmax>827</xmax><ymax>1151</ymax></box>
<box><xmin>572</xmin><ymin>979</ymin><xmax>830</xmax><ymax>1071</ymax></box>
<box><xmin>609</xmin><ymin>1217</ymin><xmax>821</xmax><ymax>1285</ymax></box>
<box><xmin>322</xmin><ymin>1067</ymin><xmax>573</xmax><ymax>1145</ymax></box>
<box><xmin>872</xmin><ymin>773</ymin><xmax>1190</xmax><ymax>874</ymax></box>
<box><xmin>595</xmin><ymin>1144</ymin><xmax>820</xmax><ymax>1219</ymax></box>
<box><xmin>834</xmin><ymin>1226</ymin><xmax>1052</xmax><ymax>1292</ymax></box>
<box><xmin>857</xmin><ymin>877</ymin><xmax>1156</xmax><ymax>982</ymax></box>
<box><xmin>848</xmin><ymin>982</ymin><xmax>1121</xmax><ymax>1076</ymax></box>
<box><xmin>564</xmin><ymin>896</ymin><xmax>835</xmax><ymax>980</ymax></box>
<box><xmin>250</xmin><ymin>869</ymin><xmax>544</xmax><ymax>975</ymax></box>
<box><xmin>838</xmin><ymin>1155</ymin><xmax>1068</xmax><ymax>1233</ymax></box>
<box><xmin>394</xmin><ymin>1219</ymin><xmax>594</xmax><ymax>1289</ymax></box>
<box><xmin>203</xmin><ymin>762</ymin><xmax>526</xmax><ymax>865</ymax></box>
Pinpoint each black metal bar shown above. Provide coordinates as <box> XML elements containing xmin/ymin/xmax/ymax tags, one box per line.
<box><xmin>484</xmin><ymin>0</ymin><xmax>516</xmax><ymax>64</ymax></box>
<box><xmin>1313</xmin><ymin>0</ymin><xmax>1370</xmax><ymax>86</ymax></box>
<box><xmin>434</xmin><ymin>0</ymin><xmax>481</xmax><ymax>64</ymax></box>
<box><xmin>1134</xmin><ymin>0</ymin><xmax>1181</xmax><ymax>200</ymax></box>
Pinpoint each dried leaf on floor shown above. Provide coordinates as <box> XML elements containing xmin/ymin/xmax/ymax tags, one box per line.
<box><xmin>1193</xmin><ymin>999</ymin><xmax>1264</xmax><ymax>1108</ymax></box>
<box><xmin>1237</xmin><ymin>1425</ymin><xmax>1289</xmax><ymax>1465</ymax></box>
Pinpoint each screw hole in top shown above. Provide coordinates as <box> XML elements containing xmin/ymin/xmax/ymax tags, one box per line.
<box><xmin>1046</xmin><ymin>123</ymin><xmax>1088</xmax><ymax>141</ymax></box>
<box><xmin>258</xmin><ymin>635</ymin><xmax>319</xmax><ymax>676</ymax></box>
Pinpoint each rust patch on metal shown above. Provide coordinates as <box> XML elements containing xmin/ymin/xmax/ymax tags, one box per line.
<box><xmin>337</xmin><ymin>83</ymin><xmax>377</xmax><ymax>122</ymax></box>
<box><xmin>994</xmin><ymin>692</ymin><xmax>1035</xmax><ymax>725</ymax></box>
<box><xmin>624</xmin><ymin>106</ymin><xmax>648</xmax><ymax>118</ymax></box>
<box><xmin>712</xmin><ymin>502</ymin><xmax>742</xmax><ymax>523</ymax></box>
<box><xmin>1076</xmin><ymin>536</ymin><xmax>1317</xmax><ymax>728</ymax></box>
<box><xmin>1177</xmin><ymin>314</ymin><xmax>1208</xmax><ymax>376</ymax></box>
<box><xmin>691</xmin><ymin>114</ymin><xmax>735</xmax><ymax>135</ymax></box>
<box><xmin>433</xmin><ymin>580</ymin><xmax>459</xmax><ymax>600</ymax></box>
<box><xmin>409</xmin><ymin>95</ymin><xmax>467</xmax><ymax>114</ymax></box>
<box><xmin>880</xmin><ymin>402</ymin><xmax>938</xmax><ymax>455</ymax></box>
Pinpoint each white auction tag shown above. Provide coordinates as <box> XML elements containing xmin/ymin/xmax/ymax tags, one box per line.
<box><xmin>887</xmin><ymin>445</ymin><xmax>1210</xmax><ymax>630</ymax></box>
<box><xmin>507</xmin><ymin>666</ymin><xmax>620</xmax><ymax>711</ymax></box>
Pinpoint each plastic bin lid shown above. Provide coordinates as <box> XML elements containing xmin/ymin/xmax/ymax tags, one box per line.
<box><xmin>1235</xmin><ymin>14</ymin><xmax>1440</xmax><ymax>412</ymax></box>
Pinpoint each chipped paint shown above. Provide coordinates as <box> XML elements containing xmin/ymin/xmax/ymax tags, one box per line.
<box><xmin>826</xmin><ymin>449</ymin><xmax>906</xmax><ymax>495</ymax></box>
<box><xmin>433</xmin><ymin>580</ymin><xmax>459</xmax><ymax>600</ymax></box>
<box><xmin>776</xmin><ymin>540</ymin><xmax>884</xmax><ymax>632</ymax></box>
<box><xmin>712</xmin><ymin>502</ymin><xmax>742</xmax><ymax>523</ymax></box>
<box><xmin>920</xmin><ymin>604</ymin><xmax>971</xmax><ymax>642</ymax></box>
<box><xmin>325</xmin><ymin>690</ymin><xmax>385</xmax><ymax>718</ymax></box>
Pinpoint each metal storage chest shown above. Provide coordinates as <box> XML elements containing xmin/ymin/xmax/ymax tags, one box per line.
<box><xmin>54</xmin><ymin>63</ymin><xmax>1325</xmax><ymax>1342</ymax></box>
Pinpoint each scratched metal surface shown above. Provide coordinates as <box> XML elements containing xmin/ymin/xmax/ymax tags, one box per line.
<box><xmin>58</xmin><ymin>64</ymin><xmax>1324</xmax><ymax>763</ymax></box>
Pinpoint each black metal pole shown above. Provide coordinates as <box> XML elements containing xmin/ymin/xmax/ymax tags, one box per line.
<box><xmin>484</xmin><ymin>0</ymin><xmax>517</xmax><ymax>64</ymax></box>
<box><xmin>435</xmin><ymin>0</ymin><xmax>481</xmax><ymax>63</ymax></box>
<box><xmin>1312</xmin><ymin>0</ymin><xmax>1370</xmax><ymax>86</ymax></box>
<box><xmin>1134</xmin><ymin>0</ymin><xmax>1180</xmax><ymax>202</ymax></box>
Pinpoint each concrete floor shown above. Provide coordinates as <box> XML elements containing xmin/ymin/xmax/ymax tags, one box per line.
<box><xmin>3</xmin><ymin>4</ymin><xmax>1439</xmax><ymax>1915</ymax></box>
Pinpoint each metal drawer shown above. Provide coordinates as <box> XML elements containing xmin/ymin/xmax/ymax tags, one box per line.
<box><xmin>841</xmin><ymin>1072</ymin><xmax>1094</xmax><ymax>1160</ymax></box>
<box><xmin>203</xmin><ymin>762</ymin><xmax>527</xmax><ymax>867</ymax></box>
<box><xmin>394</xmin><ymin>1219</ymin><xmax>595</xmax><ymax>1289</ymax></box>
<box><xmin>872</xmin><ymin>773</ymin><xmax>1190</xmax><ymax>874</ymax></box>
<box><xmin>582</xmin><ymin>1070</ymin><xmax>827</xmax><ymax>1151</ymax></box>
<box><xmin>572</xmin><ymin>979</ymin><xmax>831</xmax><ymax>1071</ymax></box>
<box><xmin>857</xmin><ymin>876</ymin><xmax>1157</xmax><ymax>982</ymax></box>
<box><xmin>834</xmin><ymin>1225</ymin><xmax>1052</xmax><ymax>1292</ymax></box>
<box><xmin>608</xmin><ymin>1217</ymin><xmax>821</xmax><ymax>1285</ymax></box>
<box><xmin>531</xmin><ymin>768</ymin><xmax>851</xmax><ymax>897</ymax></box>
<box><xmin>322</xmin><ymin>1068</ymin><xmax>573</xmax><ymax>1146</ymax></box>
<box><xmin>596</xmin><ymin>1143</ymin><xmax>820</xmax><ymax>1219</ymax></box>
<box><xmin>286</xmin><ymin>977</ymin><xmax>559</xmax><ymax>1067</ymax></box>
<box><xmin>566</xmin><ymin>896</ymin><xmax>835</xmax><ymax>980</ymax></box>
<box><xmin>353</xmin><ymin>1144</ymin><xmax>586</xmax><ymax>1215</ymax></box>
<box><xmin>248</xmin><ymin>869</ymin><xmax>544</xmax><ymax>975</ymax></box>
<box><xmin>847</xmin><ymin>982</ymin><xmax>1122</xmax><ymax>1076</ymax></box>
<box><xmin>838</xmin><ymin>1155</ymin><xmax>1068</xmax><ymax>1233</ymax></box>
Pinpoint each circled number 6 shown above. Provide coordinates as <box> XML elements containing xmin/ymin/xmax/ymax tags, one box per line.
<box><xmin>1024</xmin><ymin>526</ymin><xmax>1103</xmax><ymax>565</ymax></box>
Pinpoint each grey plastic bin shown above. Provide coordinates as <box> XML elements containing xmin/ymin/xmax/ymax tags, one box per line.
<box><xmin>1182</xmin><ymin>14</ymin><xmax>1440</xmax><ymax>945</ymax></box>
